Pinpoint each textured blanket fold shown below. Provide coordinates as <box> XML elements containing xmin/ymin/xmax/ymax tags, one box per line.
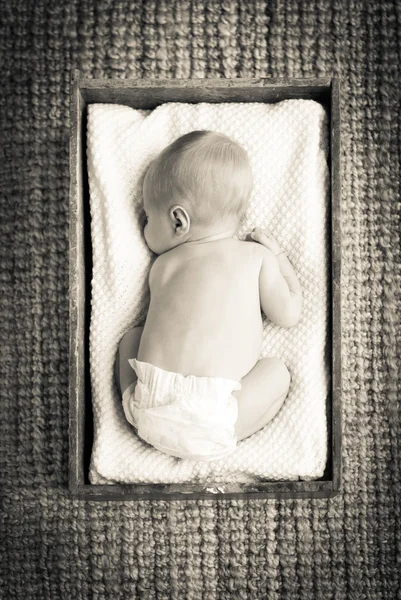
<box><xmin>86</xmin><ymin>100</ymin><xmax>330</xmax><ymax>484</ymax></box>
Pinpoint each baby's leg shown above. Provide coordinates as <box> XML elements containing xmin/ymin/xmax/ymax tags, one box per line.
<box><xmin>232</xmin><ymin>357</ymin><xmax>291</xmax><ymax>442</ymax></box>
<box><xmin>114</xmin><ymin>326</ymin><xmax>143</xmax><ymax>396</ymax></box>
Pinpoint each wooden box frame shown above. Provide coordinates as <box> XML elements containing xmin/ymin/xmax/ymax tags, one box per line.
<box><xmin>69</xmin><ymin>69</ymin><xmax>341</xmax><ymax>501</ymax></box>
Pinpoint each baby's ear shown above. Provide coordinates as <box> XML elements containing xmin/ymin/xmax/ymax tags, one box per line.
<box><xmin>170</xmin><ymin>205</ymin><xmax>191</xmax><ymax>236</ymax></box>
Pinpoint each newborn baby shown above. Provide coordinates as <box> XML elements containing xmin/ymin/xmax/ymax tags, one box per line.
<box><xmin>115</xmin><ymin>130</ymin><xmax>303</xmax><ymax>461</ymax></box>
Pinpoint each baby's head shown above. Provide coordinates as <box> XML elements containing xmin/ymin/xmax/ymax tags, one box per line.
<box><xmin>141</xmin><ymin>130</ymin><xmax>253</xmax><ymax>254</ymax></box>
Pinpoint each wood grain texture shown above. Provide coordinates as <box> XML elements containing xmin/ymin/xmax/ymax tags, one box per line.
<box><xmin>68</xmin><ymin>70</ymin><xmax>342</xmax><ymax>501</ymax></box>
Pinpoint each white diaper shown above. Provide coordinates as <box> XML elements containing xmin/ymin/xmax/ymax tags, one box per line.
<box><xmin>122</xmin><ymin>359</ymin><xmax>241</xmax><ymax>461</ymax></box>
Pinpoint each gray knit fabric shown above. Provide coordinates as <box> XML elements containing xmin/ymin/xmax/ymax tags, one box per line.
<box><xmin>1</xmin><ymin>1</ymin><xmax>400</xmax><ymax>598</ymax></box>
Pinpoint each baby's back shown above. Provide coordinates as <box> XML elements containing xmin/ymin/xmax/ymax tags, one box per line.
<box><xmin>137</xmin><ymin>238</ymin><xmax>264</xmax><ymax>381</ymax></box>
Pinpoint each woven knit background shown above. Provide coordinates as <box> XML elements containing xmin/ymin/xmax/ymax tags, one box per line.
<box><xmin>1</xmin><ymin>1</ymin><xmax>400</xmax><ymax>598</ymax></box>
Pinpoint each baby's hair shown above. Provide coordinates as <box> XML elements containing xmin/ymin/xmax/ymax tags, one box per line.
<box><xmin>142</xmin><ymin>130</ymin><xmax>253</xmax><ymax>226</ymax></box>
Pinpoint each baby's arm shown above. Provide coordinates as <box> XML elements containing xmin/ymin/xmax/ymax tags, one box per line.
<box><xmin>251</xmin><ymin>228</ymin><xmax>303</xmax><ymax>328</ymax></box>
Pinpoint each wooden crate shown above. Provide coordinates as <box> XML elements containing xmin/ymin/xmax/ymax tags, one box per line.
<box><xmin>69</xmin><ymin>69</ymin><xmax>342</xmax><ymax>501</ymax></box>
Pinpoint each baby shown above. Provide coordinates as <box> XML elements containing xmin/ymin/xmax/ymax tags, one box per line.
<box><xmin>115</xmin><ymin>130</ymin><xmax>303</xmax><ymax>461</ymax></box>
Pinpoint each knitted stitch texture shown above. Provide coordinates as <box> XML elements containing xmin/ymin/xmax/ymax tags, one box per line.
<box><xmin>86</xmin><ymin>100</ymin><xmax>330</xmax><ymax>484</ymax></box>
<box><xmin>1</xmin><ymin>1</ymin><xmax>400</xmax><ymax>599</ymax></box>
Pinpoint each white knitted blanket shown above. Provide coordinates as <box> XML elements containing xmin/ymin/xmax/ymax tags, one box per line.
<box><xmin>87</xmin><ymin>100</ymin><xmax>330</xmax><ymax>484</ymax></box>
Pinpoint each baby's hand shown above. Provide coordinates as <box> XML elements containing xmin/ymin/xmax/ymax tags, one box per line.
<box><xmin>250</xmin><ymin>228</ymin><xmax>283</xmax><ymax>256</ymax></box>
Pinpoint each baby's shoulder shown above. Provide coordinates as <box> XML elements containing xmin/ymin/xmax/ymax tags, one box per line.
<box><xmin>237</xmin><ymin>239</ymin><xmax>265</xmax><ymax>264</ymax></box>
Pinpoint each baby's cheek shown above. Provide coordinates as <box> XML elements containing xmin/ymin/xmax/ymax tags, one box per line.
<box><xmin>143</xmin><ymin>227</ymin><xmax>158</xmax><ymax>254</ymax></box>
